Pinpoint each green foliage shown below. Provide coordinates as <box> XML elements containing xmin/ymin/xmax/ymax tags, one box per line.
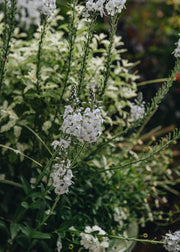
<box><xmin>0</xmin><ymin>1</ymin><xmax>180</xmax><ymax>251</ymax></box>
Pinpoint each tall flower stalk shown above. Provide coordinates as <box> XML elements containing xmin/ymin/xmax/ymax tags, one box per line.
<box><xmin>36</xmin><ymin>16</ymin><xmax>47</xmax><ymax>94</ymax></box>
<box><xmin>0</xmin><ymin>0</ymin><xmax>16</xmax><ymax>91</ymax></box>
<box><xmin>77</xmin><ymin>14</ymin><xmax>97</xmax><ymax>96</ymax></box>
<box><xmin>59</xmin><ymin>0</ymin><xmax>77</xmax><ymax>103</ymax></box>
<box><xmin>100</xmin><ymin>15</ymin><xmax>118</xmax><ymax>97</ymax></box>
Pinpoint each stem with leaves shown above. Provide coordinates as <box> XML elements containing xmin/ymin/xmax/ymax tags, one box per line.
<box><xmin>59</xmin><ymin>0</ymin><xmax>77</xmax><ymax>103</ymax></box>
<box><xmin>100</xmin><ymin>16</ymin><xmax>117</xmax><ymax>97</ymax></box>
<box><xmin>109</xmin><ymin>235</ymin><xmax>163</xmax><ymax>245</ymax></box>
<box><xmin>36</xmin><ymin>16</ymin><xmax>47</xmax><ymax>94</ymax></box>
<box><xmin>0</xmin><ymin>0</ymin><xmax>16</xmax><ymax>91</ymax></box>
<box><xmin>77</xmin><ymin>15</ymin><xmax>97</xmax><ymax>96</ymax></box>
<box><xmin>36</xmin><ymin>195</ymin><xmax>60</xmax><ymax>230</ymax></box>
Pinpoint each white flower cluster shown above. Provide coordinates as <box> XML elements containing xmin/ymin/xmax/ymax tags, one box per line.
<box><xmin>51</xmin><ymin>159</ymin><xmax>73</xmax><ymax>195</ymax></box>
<box><xmin>85</xmin><ymin>0</ymin><xmax>126</xmax><ymax>17</ymax></box>
<box><xmin>174</xmin><ymin>36</ymin><xmax>180</xmax><ymax>58</ymax></box>
<box><xmin>61</xmin><ymin>105</ymin><xmax>103</xmax><ymax>143</ymax></box>
<box><xmin>130</xmin><ymin>94</ymin><xmax>145</xmax><ymax>121</ymax></box>
<box><xmin>113</xmin><ymin>207</ymin><xmax>127</xmax><ymax>226</ymax></box>
<box><xmin>51</xmin><ymin>138</ymin><xmax>70</xmax><ymax>150</ymax></box>
<box><xmin>42</xmin><ymin>0</ymin><xmax>56</xmax><ymax>19</ymax></box>
<box><xmin>50</xmin><ymin>139</ymin><xmax>73</xmax><ymax>195</ymax></box>
<box><xmin>15</xmin><ymin>0</ymin><xmax>42</xmax><ymax>28</ymax></box>
<box><xmin>163</xmin><ymin>230</ymin><xmax>180</xmax><ymax>252</ymax></box>
<box><xmin>130</xmin><ymin>103</ymin><xmax>145</xmax><ymax>121</ymax></box>
<box><xmin>0</xmin><ymin>0</ymin><xmax>56</xmax><ymax>28</ymax></box>
<box><xmin>80</xmin><ymin>225</ymin><xmax>109</xmax><ymax>252</ymax></box>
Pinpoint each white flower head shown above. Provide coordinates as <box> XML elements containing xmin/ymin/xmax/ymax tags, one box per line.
<box><xmin>130</xmin><ymin>93</ymin><xmax>145</xmax><ymax>121</ymax></box>
<box><xmin>51</xmin><ymin>160</ymin><xmax>73</xmax><ymax>195</ymax></box>
<box><xmin>163</xmin><ymin>230</ymin><xmax>180</xmax><ymax>252</ymax></box>
<box><xmin>85</xmin><ymin>0</ymin><xmax>126</xmax><ymax>17</ymax></box>
<box><xmin>57</xmin><ymin>240</ymin><xmax>62</xmax><ymax>252</ymax></box>
<box><xmin>61</xmin><ymin>104</ymin><xmax>103</xmax><ymax>143</ymax></box>
<box><xmin>80</xmin><ymin>225</ymin><xmax>109</xmax><ymax>252</ymax></box>
<box><xmin>174</xmin><ymin>36</ymin><xmax>180</xmax><ymax>58</ymax></box>
<box><xmin>15</xmin><ymin>0</ymin><xmax>42</xmax><ymax>28</ymax></box>
<box><xmin>42</xmin><ymin>0</ymin><xmax>56</xmax><ymax>19</ymax></box>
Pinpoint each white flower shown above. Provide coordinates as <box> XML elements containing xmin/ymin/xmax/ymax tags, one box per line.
<box><xmin>61</xmin><ymin>105</ymin><xmax>103</xmax><ymax>143</ymax></box>
<box><xmin>85</xmin><ymin>0</ymin><xmax>126</xmax><ymax>17</ymax></box>
<box><xmin>174</xmin><ymin>37</ymin><xmax>180</xmax><ymax>58</ymax></box>
<box><xmin>57</xmin><ymin>240</ymin><xmax>62</xmax><ymax>252</ymax></box>
<box><xmin>51</xmin><ymin>160</ymin><xmax>73</xmax><ymax>195</ymax></box>
<box><xmin>42</xmin><ymin>0</ymin><xmax>56</xmax><ymax>19</ymax></box>
<box><xmin>163</xmin><ymin>230</ymin><xmax>180</xmax><ymax>252</ymax></box>
<box><xmin>86</xmin><ymin>0</ymin><xmax>96</xmax><ymax>12</ymax></box>
<box><xmin>45</xmin><ymin>209</ymin><xmax>51</xmax><ymax>215</ymax></box>
<box><xmin>95</xmin><ymin>0</ymin><xmax>104</xmax><ymax>17</ymax></box>
<box><xmin>51</xmin><ymin>140</ymin><xmax>60</xmax><ymax>149</ymax></box>
<box><xmin>15</xmin><ymin>0</ymin><xmax>42</xmax><ymax>28</ymax></box>
<box><xmin>51</xmin><ymin>138</ymin><xmax>70</xmax><ymax>150</ymax></box>
<box><xmin>130</xmin><ymin>94</ymin><xmax>145</xmax><ymax>121</ymax></box>
<box><xmin>80</xmin><ymin>225</ymin><xmax>109</xmax><ymax>252</ymax></box>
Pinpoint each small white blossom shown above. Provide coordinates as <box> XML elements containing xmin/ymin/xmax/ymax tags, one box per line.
<box><xmin>13</xmin><ymin>149</ymin><xmax>20</xmax><ymax>154</ymax></box>
<box><xmin>80</xmin><ymin>225</ymin><xmax>109</xmax><ymax>252</ymax></box>
<box><xmin>42</xmin><ymin>0</ymin><xmax>56</xmax><ymax>19</ymax></box>
<box><xmin>45</xmin><ymin>209</ymin><xmax>51</xmax><ymax>215</ymax></box>
<box><xmin>130</xmin><ymin>94</ymin><xmax>145</xmax><ymax>121</ymax></box>
<box><xmin>57</xmin><ymin>240</ymin><xmax>62</xmax><ymax>252</ymax></box>
<box><xmin>163</xmin><ymin>230</ymin><xmax>180</xmax><ymax>252</ymax></box>
<box><xmin>174</xmin><ymin>36</ymin><xmax>180</xmax><ymax>58</ymax></box>
<box><xmin>51</xmin><ymin>138</ymin><xmax>70</xmax><ymax>150</ymax></box>
<box><xmin>113</xmin><ymin>207</ymin><xmax>127</xmax><ymax>226</ymax></box>
<box><xmin>30</xmin><ymin>178</ymin><xmax>36</xmax><ymax>184</ymax></box>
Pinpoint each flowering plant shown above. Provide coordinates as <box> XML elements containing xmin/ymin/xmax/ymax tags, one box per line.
<box><xmin>0</xmin><ymin>0</ymin><xmax>180</xmax><ymax>251</ymax></box>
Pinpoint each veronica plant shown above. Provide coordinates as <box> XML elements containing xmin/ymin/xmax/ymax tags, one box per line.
<box><xmin>0</xmin><ymin>0</ymin><xmax>180</xmax><ymax>251</ymax></box>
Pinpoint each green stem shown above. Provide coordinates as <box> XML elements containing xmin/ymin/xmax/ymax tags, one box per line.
<box><xmin>59</xmin><ymin>0</ymin><xmax>77</xmax><ymax>103</ymax></box>
<box><xmin>137</xmin><ymin>78</ymin><xmax>169</xmax><ymax>87</ymax></box>
<box><xmin>109</xmin><ymin>235</ymin><xmax>163</xmax><ymax>245</ymax></box>
<box><xmin>96</xmin><ymin>129</ymin><xmax>180</xmax><ymax>173</ymax></box>
<box><xmin>83</xmin><ymin>60</ymin><xmax>180</xmax><ymax>163</ymax></box>
<box><xmin>0</xmin><ymin>0</ymin><xmax>16</xmax><ymax>90</ymax></box>
<box><xmin>71</xmin><ymin>143</ymin><xmax>86</xmax><ymax>167</ymax></box>
<box><xmin>0</xmin><ymin>144</ymin><xmax>42</xmax><ymax>167</ymax></box>
<box><xmin>36</xmin><ymin>16</ymin><xmax>47</xmax><ymax>94</ymax></box>
<box><xmin>100</xmin><ymin>16</ymin><xmax>117</xmax><ymax>97</ymax></box>
<box><xmin>0</xmin><ymin>179</ymin><xmax>23</xmax><ymax>189</ymax></box>
<box><xmin>36</xmin><ymin>195</ymin><xmax>60</xmax><ymax>230</ymax></box>
<box><xmin>77</xmin><ymin>15</ymin><xmax>96</xmax><ymax>96</ymax></box>
<box><xmin>35</xmin><ymin>146</ymin><xmax>60</xmax><ymax>186</ymax></box>
<box><xmin>19</xmin><ymin>123</ymin><xmax>52</xmax><ymax>156</ymax></box>
<box><xmin>136</xmin><ymin>105</ymin><xmax>158</xmax><ymax>138</ymax></box>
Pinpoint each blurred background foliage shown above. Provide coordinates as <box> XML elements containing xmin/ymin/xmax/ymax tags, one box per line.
<box><xmin>57</xmin><ymin>0</ymin><xmax>180</xmax><ymax>129</ymax></box>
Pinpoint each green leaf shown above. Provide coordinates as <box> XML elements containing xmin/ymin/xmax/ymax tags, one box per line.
<box><xmin>0</xmin><ymin>221</ymin><xmax>9</xmax><ymax>244</ymax></box>
<box><xmin>19</xmin><ymin>225</ymin><xmax>32</xmax><ymax>237</ymax></box>
<box><xmin>21</xmin><ymin>201</ymin><xmax>29</xmax><ymax>209</ymax></box>
<box><xmin>20</xmin><ymin>176</ymin><xmax>31</xmax><ymax>195</ymax></box>
<box><xmin>10</xmin><ymin>223</ymin><xmax>20</xmax><ymax>240</ymax></box>
<box><xmin>31</xmin><ymin>231</ymin><xmax>51</xmax><ymax>239</ymax></box>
